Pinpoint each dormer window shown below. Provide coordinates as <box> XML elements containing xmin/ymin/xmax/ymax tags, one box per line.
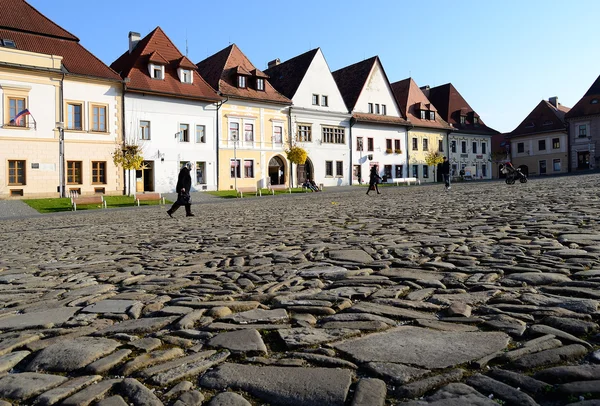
<box><xmin>256</xmin><ymin>78</ymin><xmax>265</xmax><ymax>91</ymax></box>
<box><xmin>238</xmin><ymin>75</ymin><xmax>247</xmax><ymax>88</ymax></box>
<box><xmin>149</xmin><ymin>63</ymin><xmax>164</xmax><ymax>80</ymax></box>
<box><xmin>420</xmin><ymin>110</ymin><xmax>426</xmax><ymax>120</ymax></box>
<box><xmin>473</xmin><ymin>117</ymin><xmax>479</xmax><ymax>124</ymax></box>
<box><xmin>429</xmin><ymin>111</ymin><xmax>435</xmax><ymax>120</ymax></box>
<box><xmin>179</xmin><ymin>69</ymin><xmax>192</xmax><ymax>84</ymax></box>
<box><xmin>592</xmin><ymin>99</ymin><xmax>599</xmax><ymax>104</ymax></box>
<box><xmin>460</xmin><ymin>115</ymin><xmax>466</xmax><ymax>124</ymax></box>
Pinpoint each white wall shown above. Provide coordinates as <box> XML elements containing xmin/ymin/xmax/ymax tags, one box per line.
<box><xmin>354</xmin><ymin>62</ymin><xmax>402</xmax><ymax>117</ymax></box>
<box><xmin>124</xmin><ymin>93</ymin><xmax>217</xmax><ymax>193</ymax></box>
<box><xmin>449</xmin><ymin>132</ymin><xmax>493</xmax><ymax>179</ymax></box>
<box><xmin>353</xmin><ymin>123</ymin><xmax>408</xmax><ymax>181</ymax></box>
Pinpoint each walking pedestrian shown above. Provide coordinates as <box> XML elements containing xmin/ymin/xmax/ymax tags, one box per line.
<box><xmin>167</xmin><ymin>162</ymin><xmax>194</xmax><ymax>217</ymax></box>
<box><xmin>442</xmin><ymin>156</ymin><xmax>451</xmax><ymax>190</ymax></box>
<box><xmin>366</xmin><ymin>166</ymin><xmax>382</xmax><ymax>195</ymax></box>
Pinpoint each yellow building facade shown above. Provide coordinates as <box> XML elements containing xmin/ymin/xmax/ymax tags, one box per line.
<box><xmin>407</xmin><ymin>129</ymin><xmax>446</xmax><ymax>183</ymax></box>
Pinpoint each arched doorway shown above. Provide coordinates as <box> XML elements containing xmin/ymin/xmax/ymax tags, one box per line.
<box><xmin>296</xmin><ymin>158</ymin><xmax>314</xmax><ymax>185</ymax></box>
<box><xmin>268</xmin><ymin>156</ymin><xmax>286</xmax><ymax>185</ymax></box>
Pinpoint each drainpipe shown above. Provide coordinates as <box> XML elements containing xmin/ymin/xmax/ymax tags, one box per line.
<box><xmin>215</xmin><ymin>95</ymin><xmax>228</xmax><ymax>190</ymax></box>
<box><xmin>58</xmin><ymin>73</ymin><xmax>65</xmax><ymax>197</ymax></box>
<box><xmin>349</xmin><ymin>116</ymin><xmax>356</xmax><ymax>184</ymax></box>
<box><xmin>121</xmin><ymin>79</ymin><xmax>127</xmax><ymax>195</ymax></box>
<box><xmin>405</xmin><ymin>122</ymin><xmax>414</xmax><ymax>177</ymax></box>
<box><xmin>288</xmin><ymin>107</ymin><xmax>293</xmax><ymax>188</ymax></box>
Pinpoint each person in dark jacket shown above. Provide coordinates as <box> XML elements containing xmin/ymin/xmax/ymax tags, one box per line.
<box><xmin>366</xmin><ymin>166</ymin><xmax>382</xmax><ymax>195</ymax></box>
<box><xmin>441</xmin><ymin>156</ymin><xmax>451</xmax><ymax>190</ymax></box>
<box><xmin>167</xmin><ymin>162</ymin><xmax>194</xmax><ymax>217</ymax></box>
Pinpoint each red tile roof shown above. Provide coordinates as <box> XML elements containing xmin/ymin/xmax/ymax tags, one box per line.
<box><xmin>426</xmin><ymin>83</ymin><xmax>499</xmax><ymax>135</ymax></box>
<box><xmin>507</xmin><ymin>99</ymin><xmax>570</xmax><ymax>138</ymax></box>
<box><xmin>0</xmin><ymin>1</ymin><xmax>120</xmax><ymax>81</ymax></box>
<box><xmin>196</xmin><ymin>44</ymin><xmax>291</xmax><ymax>105</ymax></box>
<box><xmin>353</xmin><ymin>112</ymin><xmax>409</xmax><ymax>126</ymax></box>
<box><xmin>332</xmin><ymin>56</ymin><xmax>378</xmax><ymax>111</ymax></box>
<box><xmin>111</xmin><ymin>27</ymin><xmax>221</xmax><ymax>102</ymax></box>
<box><xmin>264</xmin><ymin>48</ymin><xmax>319</xmax><ymax>99</ymax></box>
<box><xmin>0</xmin><ymin>0</ymin><xmax>77</xmax><ymax>40</ymax></box>
<box><xmin>565</xmin><ymin>74</ymin><xmax>600</xmax><ymax>119</ymax></box>
<box><xmin>391</xmin><ymin>78</ymin><xmax>452</xmax><ymax>131</ymax></box>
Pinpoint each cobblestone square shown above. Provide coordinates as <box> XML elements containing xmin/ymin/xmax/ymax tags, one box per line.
<box><xmin>1</xmin><ymin>175</ymin><xmax>599</xmax><ymax>405</ymax></box>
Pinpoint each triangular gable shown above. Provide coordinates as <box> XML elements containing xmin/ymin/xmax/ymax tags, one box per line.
<box><xmin>332</xmin><ymin>56</ymin><xmax>376</xmax><ymax>111</ymax></box>
<box><xmin>264</xmin><ymin>48</ymin><xmax>319</xmax><ymax>99</ymax></box>
<box><xmin>391</xmin><ymin>78</ymin><xmax>452</xmax><ymax>130</ymax></box>
<box><xmin>565</xmin><ymin>74</ymin><xmax>600</xmax><ymax>119</ymax></box>
<box><xmin>148</xmin><ymin>51</ymin><xmax>168</xmax><ymax>65</ymax></box>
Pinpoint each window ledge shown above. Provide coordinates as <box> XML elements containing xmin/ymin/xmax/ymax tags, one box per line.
<box><xmin>8</xmin><ymin>183</ymin><xmax>25</xmax><ymax>186</ymax></box>
<box><xmin>90</xmin><ymin>131</ymin><xmax>110</xmax><ymax>134</ymax></box>
<box><xmin>2</xmin><ymin>125</ymin><xmax>30</xmax><ymax>130</ymax></box>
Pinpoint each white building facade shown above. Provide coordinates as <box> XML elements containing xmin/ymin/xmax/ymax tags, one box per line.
<box><xmin>448</xmin><ymin>132</ymin><xmax>493</xmax><ymax>179</ymax></box>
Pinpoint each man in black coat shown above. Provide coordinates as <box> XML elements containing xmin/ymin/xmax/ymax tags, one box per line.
<box><xmin>167</xmin><ymin>162</ymin><xmax>194</xmax><ymax>217</ymax></box>
<box><xmin>366</xmin><ymin>166</ymin><xmax>382</xmax><ymax>195</ymax></box>
<box><xmin>442</xmin><ymin>156</ymin><xmax>451</xmax><ymax>190</ymax></box>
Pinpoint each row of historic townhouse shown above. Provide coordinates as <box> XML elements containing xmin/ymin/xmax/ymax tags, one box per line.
<box><xmin>1</xmin><ymin>2</ymin><xmax>500</xmax><ymax>198</ymax></box>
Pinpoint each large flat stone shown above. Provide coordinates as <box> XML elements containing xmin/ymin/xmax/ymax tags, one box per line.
<box><xmin>278</xmin><ymin>327</ymin><xmax>361</xmax><ymax>348</ymax></box>
<box><xmin>221</xmin><ymin>308</ymin><xmax>288</xmax><ymax>324</ymax></box>
<box><xmin>82</xmin><ymin>300</ymin><xmax>139</xmax><ymax>314</ymax></box>
<box><xmin>200</xmin><ymin>363</ymin><xmax>353</xmax><ymax>406</ymax></box>
<box><xmin>26</xmin><ymin>337</ymin><xmax>120</xmax><ymax>372</ymax></box>
<box><xmin>329</xmin><ymin>250</ymin><xmax>374</xmax><ymax>263</ymax></box>
<box><xmin>0</xmin><ymin>307</ymin><xmax>80</xmax><ymax>330</ymax></box>
<box><xmin>333</xmin><ymin>326</ymin><xmax>509</xmax><ymax>369</ymax></box>
<box><xmin>94</xmin><ymin>316</ymin><xmax>177</xmax><ymax>335</ymax></box>
<box><xmin>0</xmin><ymin>372</ymin><xmax>67</xmax><ymax>400</ymax></box>
<box><xmin>208</xmin><ymin>329</ymin><xmax>267</xmax><ymax>354</ymax></box>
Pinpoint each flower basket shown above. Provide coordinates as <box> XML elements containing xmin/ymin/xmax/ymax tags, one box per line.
<box><xmin>394</xmin><ymin>149</ymin><xmax>402</xmax><ymax>154</ymax></box>
<box><xmin>385</xmin><ymin>148</ymin><xmax>393</xmax><ymax>154</ymax></box>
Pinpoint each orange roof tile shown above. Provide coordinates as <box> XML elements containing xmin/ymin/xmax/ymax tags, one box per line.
<box><xmin>196</xmin><ymin>44</ymin><xmax>291</xmax><ymax>105</ymax></box>
<box><xmin>391</xmin><ymin>78</ymin><xmax>452</xmax><ymax>131</ymax></box>
<box><xmin>111</xmin><ymin>27</ymin><xmax>221</xmax><ymax>102</ymax></box>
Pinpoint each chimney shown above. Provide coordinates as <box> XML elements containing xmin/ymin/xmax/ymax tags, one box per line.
<box><xmin>128</xmin><ymin>31</ymin><xmax>141</xmax><ymax>54</ymax></box>
<box><xmin>420</xmin><ymin>85</ymin><xmax>430</xmax><ymax>97</ymax></box>
<box><xmin>549</xmin><ymin>96</ymin><xmax>558</xmax><ymax>108</ymax></box>
<box><xmin>267</xmin><ymin>58</ymin><xmax>280</xmax><ymax>69</ymax></box>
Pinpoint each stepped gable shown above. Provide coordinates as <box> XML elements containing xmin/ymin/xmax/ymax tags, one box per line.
<box><xmin>111</xmin><ymin>27</ymin><xmax>221</xmax><ymax>102</ymax></box>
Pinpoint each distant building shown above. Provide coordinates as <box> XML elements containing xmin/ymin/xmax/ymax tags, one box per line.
<box><xmin>565</xmin><ymin>74</ymin><xmax>600</xmax><ymax>171</ymax></box>
<box><xmin>197</xmin><ymin>44</ymin><xmax>291</xmax><ymax>191</ymax></box>
<box><xmin>265</xmin><ymin>48</ymin><xmax>351</xmax><ymax>187</ymax></box>
<box><xmin>506</xmin><ymin>97</ymin><xmax>570</xmax><ymax>176</ymax></box>
<box><xmin>425</xmin><ymin>83</ymin><xmax>499</xmax><ymax>180</ymax></box>
<box><xmin>0</xmin><ymin>0</ymin><xmax>122</xmax><ymax>198</ymax></box>
<box><xmin>111</xmin><ymin>28</ymin><xmax>222</xmax><ymax>194</ymax></box>
<box><xmin>332</xmin><ymin>57</ymin><xmax>409</xmax><ymax>184</ymax></box>
<box><xmin>391</xmin><ymin>78</ymin><xmax>453</xmax><ymax>183</ymax></box>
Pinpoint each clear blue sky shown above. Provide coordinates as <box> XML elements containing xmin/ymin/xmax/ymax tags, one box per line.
<box><xmin>30</xmin><ymin>0</ymin><xmax>600</xmax><ymax>134</ymax></box>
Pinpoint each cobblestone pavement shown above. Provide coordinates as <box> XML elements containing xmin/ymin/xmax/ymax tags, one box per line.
<box><xmin>0</xmin><ymin>175</ymin><xmax>599</xmax><ymax>406</ymax></box>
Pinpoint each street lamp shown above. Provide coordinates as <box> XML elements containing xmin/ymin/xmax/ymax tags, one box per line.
<box><xmin>56</xmin><ymin>122</ymin><xmax>65</xmax><ymax>197</ymax></box>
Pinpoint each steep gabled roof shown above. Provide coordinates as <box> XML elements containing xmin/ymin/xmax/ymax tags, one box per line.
<box><xmin>0</xmin><ymin>0</ymin><xmax>120</xmax><ymax>80</ymax></box>
<box><xmin>263</xmin><ymin>48</ymin><xmax>319</xmax><ymax>99</ymax></box>
<box><xmin>111</xmin><ymin>27</ymin><xmax>221</xmax><ymax>102</ymax></box>
<box><xmin>391</xmin><ymin>78</ymin><xmax>452</xmax><ymax>130</ymax></box>
<box><xmin>0</xmin><ymin>0</ymin><xmax>77</xmax><ymax>40</ymax></box>
<box><xmin>508</xmin><ymin>100</ymin><xmax>570</xmax><ymax>138</ymax></box>
<box><xmin>196</xmin><ymin>44</ymin><xmax>291</xmax><ymax>105</ymax></box>
<box><xmin>331</xmin><ymin>56</ymin><xmax>377</xmax><ymax>111</ymax></box>
<box><xmin>427</xmin><ymin>83</ymin><xmax>499</xmax><ymax>135</ymax></box>
<box><xmin>565</xmin><ymin>74</ymin><xmax>600</xmax><ymax>119</ymax></box>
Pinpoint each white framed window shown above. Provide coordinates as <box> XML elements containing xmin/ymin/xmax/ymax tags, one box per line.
<box><xmin>238</xmin><ymin>75</ymin><xmax>247</xmax><ymax>88</ymax></box>
<box><xmin>423</xmin><ymin>165</ymin><xmax>429</xmax><ymax>178</ymax></box>
<box><xmin>335</xmin><ymin>161</ymin><xmax>343</xmax><ymax>177</ymax></box>
<box><xmin>140</xmin><ymin>120</ymin><xmax>150</xmax><ymax>140</ymax></box>
<box><xmin>230</xmin><ymin>159</ymin><xmax>241</xmax><ymax>178</ymax></box>
<box><xmin>196</xmin><ymin>125</ymin><xmax>206</xmax><ymax>143</ymax></box>
<box><xmin>244</xmin><ymin>123</ymin><xmax>254</xmax><ymax>142</ymax></box>
<box><xmin>180</xmin><ymin>69</ymin><xmax>192</xmax><ymax>83</ymax></box>
<box><xmin>429</xmin><ymin>111</ymin><xmax>435</xmax><ymax>120</ymax></box>
<box><xmin>517</xmin><ymin>142</ymin><xmax>524</xmax><ymax>153</ymax></box>
<box><xmin>472</xmin><ymin>142</ymin><xmax>477</xmax><ymax>154</ymax></box>
<box><xmin>482</xmin><ymin>164</ymin><xmax>487</xmax><ymax>177</ymax></box>
<box><xmin>539</xmin><ymin>160</ymin><xmax>547</xmax><ymax>174</ymax></box>
<box><xmin>357</xmin><ymin>137</ymin><xmax>363</xmax><ymax>151</ymax></box>
<box><xmin>375</xmin><ymin>104</ymin><xmax>380</xmax><ymax>114</ymax></box>
<box><xmin>196</xmin><ymin>161</ymin><xmax>206</xmax><ymax>184</ymax></box>
<box><xmin>552</xmin><ymin>138</ymin><xmax>560</xmax><ymax>149</ymax></box>
<box><xmin>461</xmin><ymin>141</ymin><xmax>467</xmax><ymax>153</ymax></box>
<box><xmin>412</xmin><ymin>138</ymin><xmax>418</xmax><ymax>151</ymax></box>
<box><xmin>481</xmin><ymin>142</ymin><xmax>487</xmax><ymax>154</ymax></box>
<box><xmin>412</xmin><ymin>165</ymin><xmax>418</xmax><ymax>178</ymax></box>
<box><xmin>244</xmin><ymin>159</ymin><xmax>254</xmax><ymax>178</ymax></box>
<box><xmin>325</xmin><ymin>161</ymin><xmax>333</xmax><ymax>177</ymax></box>
<box><xmin>229</xmin><ymin>121</ymin><xmax>239</xmax><ymax>141</ymax></box>
<box><xmin>382</xmin><ymin>105</ymin><xmax>387</xmax><ymax>115</ymax></box>
<box><xmin>256</xmin><ymin>78</ymin><xmax>264</xmax><ymax>91</ymax></box>
<box><xmin>312</xmin><ymin>94</ymin><xmax>319</xmax><ymax>105</ymax></box>
<box><xmin>422</xmin><ymin>138</ymin><xmax>428</xmax><ymax>151</ymax></box>
<box><xmin>538</xmin><ymin>139</ymin><xmax>546</xmax><ymax>151</ymax></box>
<box><xmin>179</xmin><ymin>124</ymin><xmax>189</xmax><ymax>142</ymax></box>
<box><xmin>273</xmin><ymin>125</ymin><xmax>283</xmax><ymax>144</ymax></box>
<box><xmin>420</xmin><ymin>110</ymin><xmax>426</xmax><ymax>119</ymax></box>
<box><xmin>150</xmin><ymin>64</ymin><xmax>164</xmax><ymax>80</ymax></box>
<box><xmin>460</xmin><ymin>115</ymin><xmax>466</xmax><ymax>124</ymax></box>
<box><xmin>368</xmin><ymin>103</ymin><xmax>373</xmax><ymax>114</ymax></box>
<box><xmin>297</xmin><ymin>124</ymin><xmax>311</xmax><ymax>142</ymax></box>
<box><xmin>321</xmin><ymin>95</ymin><xmax>328</xmax><ymax>107</ymax></box>
<box><xmin>322</xmin><ymin>126</ymin><xmax>345</xmax><ymax>144</ymax></box>
<box><xmin>451</xmin><ymin>140</ymin><xmax>456</xmax><ymax>153</ymax></box>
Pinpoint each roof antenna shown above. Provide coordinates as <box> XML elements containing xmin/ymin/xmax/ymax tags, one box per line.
<box><xmin>185</xmin><ymin>30</ymin><xmax>189</xmax><ymax>57</ymax></box>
